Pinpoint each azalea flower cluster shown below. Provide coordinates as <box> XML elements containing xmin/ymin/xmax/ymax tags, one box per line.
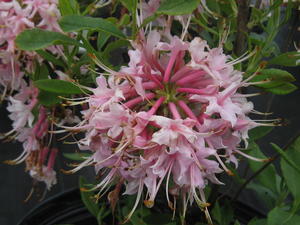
<box><xmin>0</xmin><ymin>0</ymin><xmax>61</xmax><ymax>94</ymax></box>
<box><xmin>65</xmin><ymin>30</ymin><xmax>271</xmax><ymax>220</ymax></box>
<box><xmin>5</xmin><ymin>82</ymin><xmax>58</xmax><ymax>190</ymax></box>
<box><xmin>1</xmin><ymin>0</ymin><xmax>61</xmax><ymax>189</ymax></box>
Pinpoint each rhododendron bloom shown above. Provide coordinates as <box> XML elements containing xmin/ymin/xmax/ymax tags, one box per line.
<box><xmin>61</xmin><ymin>29</ymin><xmax>275</xmax><ymax>222</ymax></box>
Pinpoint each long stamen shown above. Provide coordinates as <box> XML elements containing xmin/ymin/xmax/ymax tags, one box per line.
<box><xmin>199</xmin><ymin>189</ymin><xmax>213</xmax><ymax>225</ymax></box>
<box><xmin>257</xmin><ymin>122</ymin><xmax>282</xmax><ymax>127</ymax></box>
<box><xmin>4</xmin><ymin>149</ymin><xmax>31</xmax><ymax>165</ymax></box>
<box><xmin>88</xmin><ymin>53</ymin><xmax>117</xmax><ymax>75</ymax></box>
<box><xmin>253</xmin><ymin>118</ymin><xmax>282</xmax><ymax>122</ymax></box>
<box><xmin>146</xmin><ymin>161</ymin><xmax>173</xmax><ymax>207</ymax></box>
<box><xmin>62</xmin><ymin>156</ymin><xmax>94</xmax><ymax>174</ymax></box>
<box><xmin>59</xmin><ymin>96</ymin><xmax>89</xmax><ymax>101</ymax></box>
<box><xmin>250</xmin><ymin>109</ymin><xmax>273</xmax><ymax>115</ymax></box>
<box><xmin>62</xmin><ymin>99</ymin><xmax>88</xmax><ymax>106</ymax></box>
<box><xmin>244</xmin><ymin>79</ymin><xmax>271</xmax><ymax>86</ymax></box>
<box><xmin>123</xmin><ymin>179</ymin><xmax>144</xmax><ymax>223</ymax></box>
<box><xmin>227</xmin><ymin>49</ymin><xmax>256</xmax><ymax>66</ymax></box>
<box><xmin>234</xmin><ymin>149</ymin><xmax>271</xmax><ymax>162</ymax></box>
<box><xmin>1</xmin><ymin>85</ymin><xmax>8</xmax><ymax>102</ymax></box>
<box><xmin>181</xmin><ymin>15</ymin><xmax>191</xmax><ymax>40</ymax></box>
<box><xmin>166</xmin><ymin>162</ymin><xmax>174</xmax><ymax>209</ymax></box>
<box><xmin>234</xmin><ymin>93</ymin><xmax>262</xmax><ymax>98</ymax></box>
<box><xmin>214</xmin><ymin>153</ymin><xmax>233</xmax><ymax>176</ymax></box>
<box><xmin>241</xmin><ymin>62</ymin><xmax>266</xmax><ymax>84</ymax></box>
<box><xmin>172</xmin><ymin>196</ymin><xmax>177</xmax><ymax>220</ymax></box>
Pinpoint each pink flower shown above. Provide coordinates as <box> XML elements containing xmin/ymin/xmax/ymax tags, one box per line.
<box><xmin>89</xmin><ymin>75</ymin><xmax>125</xmax><ymax>109</ymax></box>
<box><xmin>28</xmin><ymin>147</ymin><xmax>58</xmax><ymax>190</ymax></box>
<box><xmin>65</xmin><ymin>31</ymin><xmax>271</xmax><ymax>220</ymax></box>
<box><xmin>7</xmin><ymin>96</ymin><xmax>36</xmax><ymax>130</ymax></box>
<box><xmin>0</xmin><ymin>0</ymin><xmax>61</xmax><ymax>93</ymax></box>
<box><xmin>6</xmin><ymin>81</ymin><xmax>39</xmax><ymax>133</ymax></box>
<box><xmin>150</xmin><ymin>116</ymin><xmax>199</xmax><ymax>146</ymax></box>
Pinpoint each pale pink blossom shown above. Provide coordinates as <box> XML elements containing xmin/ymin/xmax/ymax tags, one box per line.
<box><xmin>0</xmin><ymin>0</ymin><xmax>61</xmax><ymax>93</ymax></box>
<box><xmin>27</xmin><ymin>147</ymin><xmax>58</xmax><ymax>190</ymax></box>
<box><xmin>64</xmin><ymin>31</ymin><xmax>272</xmax><ymax>221</ymax></box>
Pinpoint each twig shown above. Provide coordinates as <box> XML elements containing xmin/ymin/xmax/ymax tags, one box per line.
<box><xmin>232</xmin><ymin>130</ymin><xmax>300</xmax><ymax>202</ymax></box>
<box><xmin>234</xmin><ymin>0</ymin><xmax>250</xmax><ymax>56</ymax></box>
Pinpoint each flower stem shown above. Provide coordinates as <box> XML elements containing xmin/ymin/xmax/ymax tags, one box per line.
<box><xmin>177</xmin><ymin>100</ymin><xmax>199</xmax><ymax>122</ymax></box>
<box><xmin>163</xmin><ymin>51</ymin><xmax>178</xmax><ymax>83</ymax></box>
<box><xmin>232</xmin><ymin>131</ymin><xmax>300</xmax><ymax>202</ymax></box>
<box><xmin>168</xmin><ymin>102</ymin><xmax>181</xmax><ymax>119</ymax></box>
<box><xmin>148</xmin><ymin>96</ymin><xmax>165</xmax><ymax>116</ymax></box>
<box><xmin>124</xmin><ymin>93</ymin><xmax>155</xmax><ymax>108</ymax></box>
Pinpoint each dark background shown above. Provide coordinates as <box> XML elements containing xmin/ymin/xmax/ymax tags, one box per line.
<box><xmin>0</xmin><ymin>103</ymin><xmax>96</xmax><ymax>225</ymax></box>
<box><xmin>0</xmin><ymin>9</ymin><xmax>299</xmax><ymax>225</ymax></box>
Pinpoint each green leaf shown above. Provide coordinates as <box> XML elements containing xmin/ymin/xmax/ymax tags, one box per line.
<box><xmin>96</xmin><ymin>204</ymin><xmax>111</xmax><ymax>225</ymax></box>
<box><xmin>212</xmin><ymin>201</ymin><xmax>222</xmax><ymax>225</ymax></box>
<box><xmin>59</xmin><ymin>15</ymin><xmax>126</xmax><ymax>39</ymax></box>
<box><xmin>97</xmin><ymin>31</ymin><xmax>110</xmax><ymax>50</ymax></box>
<box><xmin>16</xmin><ymin>29</ymin><xmax>80</xmax><ymax>51</ymax></box>
<box><xmin>248</xmin><ymin>142</ymin><xmax>278</xmax><ymax>194</ymax></box>
<box><xmin>120</xmin><ymin>0</ymin><xmax>138</xmax><ymax>13</ymax></box>
<box><xmin>234</xmin><ymin>220</ymin><xmax>241</xmax><ymax>225</ymax></box>
<box><xmin>206</xmin><ymin>0</ymin><xmax>220</xmax><ymax>14</ymax></box>
<box><xmin>269</xmin><ymin>51</ymin><xmax>300</xmax><ymax>67</ymax></box>
<box><xmin>156</xmin><ymin>0</ymin><xmax>200</xmax><ymax>16</ymax></box>
<box><xmin>227</xmin><ymin>0</ymin><xmax>238</xmax><ymax>17</ymax></box>
<box><xmin>251</xmin><ymin>69</ymin><xmax>295</xmax><ymax>89</ymax></box>
<box><xmin>266</xmin><ymin>83</ymin><xmax>297</xmax><ymax>95</ymax></box>
<box><xmin>58</xmin><ymin>0</ymin><xmax>80</xmax><ymax>16</ymax></box>
<box><xmin>249</xmin><ymin>126</ymin><xmax>273</xmax><ymax>141</ymax></box>
<box><xmin>30</xmin><ymin>63</ymin><xmax>49</xmax><ymax>81</ymax></box>
<box><xmin>272</xmin><ymin>143</ymin><xmax>300</xmax><ymax>174</ymax></box>
<box><xmin>119</xmin><ymin>13</ymin><xmax>131</xmax><ymax>27</ymax></box>
<box><xmin>247</xmin><ymin>182</ymin><xmax>277</xmax><ymax>208</ymax></box>
<box><xmin>101</xmin><ymin>39</ymin><xmax>130</xmax><ymax>67</ymax></box>
<box><xmin>37</xmin><ymin>90</ymin><xmax>62</xmax><ymax>106</ymax></box>
<box><xmin>36</xmin><ymin>50</ymin><xmax>66</xmax><ymax>68</ymax></box>
<box><xmin>79</xmin><ymin>176</ymin><xmax>99</xmax><ymax>217</ymax></box>
<box><xmin>211</xmin><ymin>201</ymin><xmax>234</xmax><ymax>225</ymax></box>
<box><xmin>267</xmin><ymin>207</ymin><xmax>300</xmax><ymax>225</ymax></box>
<box><xmin>248</xmin><ymin>218</ymin><xmax>267</xmax><ymax>225</ymax></box>
<box><xmin>280</xmin><ymin>137</ymin><xmax>300</xmax><ymax>200</ymax></box>
<box><xmin>34</xmin><ymin>79</ymin><xmax>87</xmax><ymax>94</ymax></box>
<box><xmin>63</xmin><ymin>152</ymin><xmax>92</xmax><ymax>161</ymax></box>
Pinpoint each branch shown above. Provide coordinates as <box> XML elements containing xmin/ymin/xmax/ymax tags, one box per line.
<box><xmin>234</xmin><ymin>0</ymin><xmax>250</xmax><ymax>56</ymax></box>
<box><xmin>232</xmin><ymin>130</ymin><xmax>300</xmax><ymax>202</ymax></box>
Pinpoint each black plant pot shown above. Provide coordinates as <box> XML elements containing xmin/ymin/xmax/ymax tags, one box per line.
<box><xmin>18</xmin><ymin>188</ymin><xmax>265</xmax><ymax>225</ymax></box>
<box><xmin>18</xmin><ymin>188</ymin><xmax>97</xmax><ymax>225</ymax></box>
